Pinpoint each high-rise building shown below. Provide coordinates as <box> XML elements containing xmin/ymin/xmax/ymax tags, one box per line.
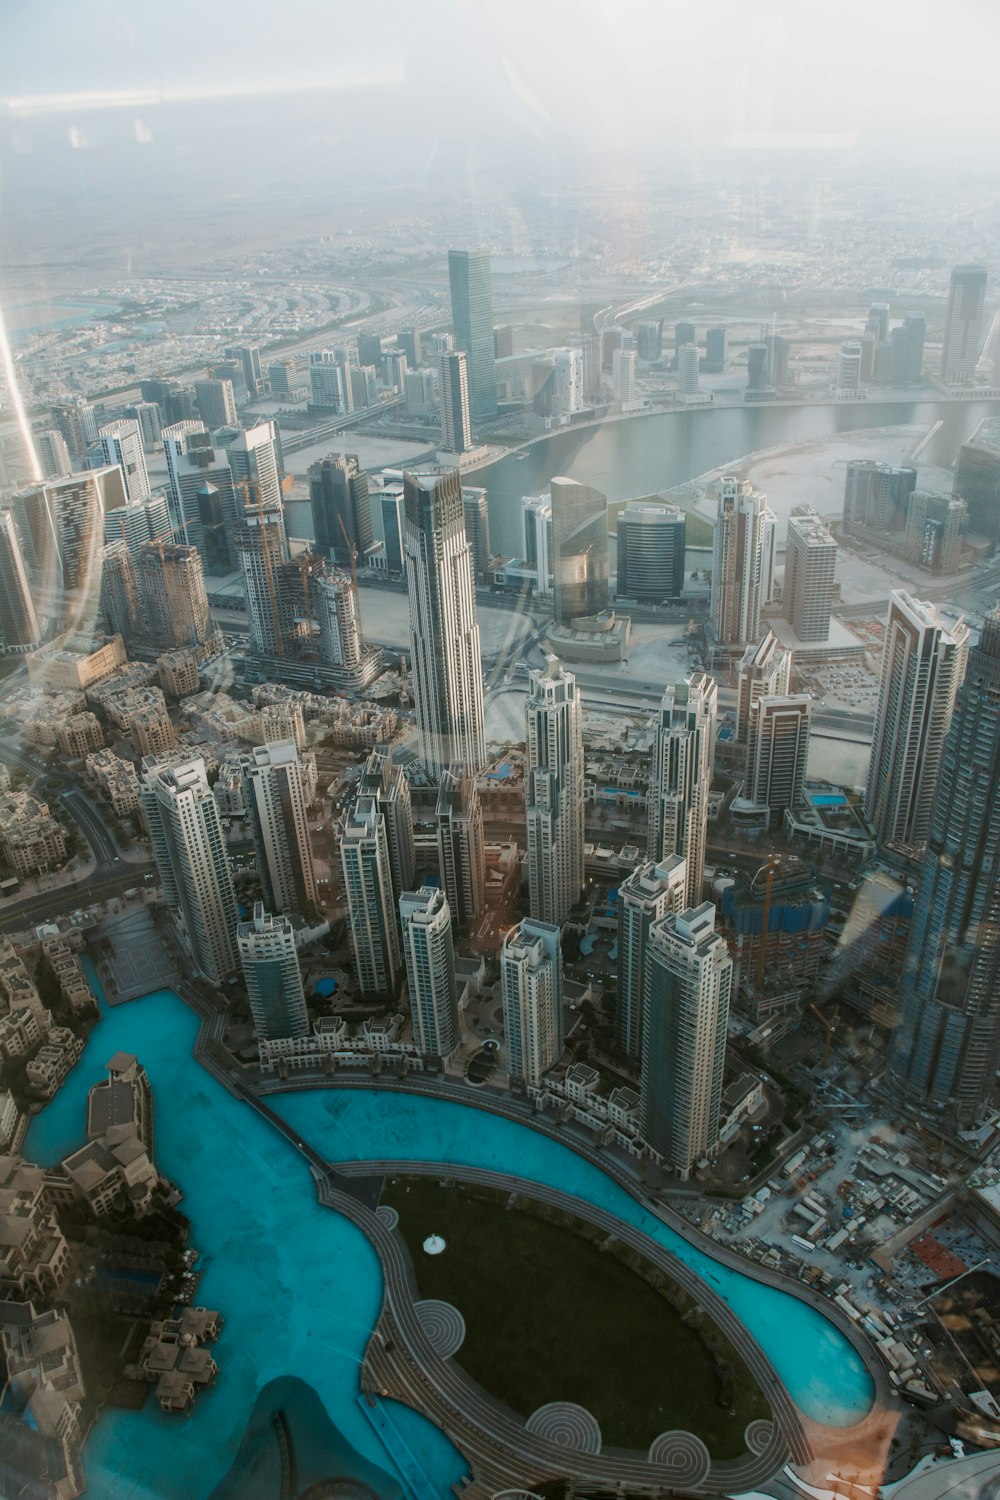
<box><xmin>404</xmin><ymin>368</ymin><xmax>437</xmax><ymax>419</ymax></box>
<box><xmin>891</xmin><ymin>313</ymin><xmax>926</xmax><ymax>385</ymax></box>
<box><xmin>550</xmin><ymin>476</ymin><xmax>608</xmax><ymax>626</ymax></box>
<box><xmin>461</xmin><ymin>487</ymin><xmax>491</xmax><ymax>582</ymax></box>
<box><xmin>612</xmin><ymin>348</ymin><xmax>636</xmax><ymax>403</ymax></box>
<box><xmin>436</xmin><ymin>765</ymin><xmax>485</xmax><ymax>930</ymax></box>
<box><xmin>403</xmin><ymin>470</ymin><xmax>486</xmax><ymax>778</ymax></box>
<box><xmin>735</xmin><ymin>631</ymin><xmax>792</xmax><ymax>744</ymax></box>
<box><xmin>744</xmin><ymin>694</ymin><xmax>811</xmax><ymax>821</ymax></box>
<box><xmin>314</xmin><ymin>569</ymin><xmax>363</xmax><ymax>669</ymax></box>
<box><xmin>674</xmin><ymin>322</ymin><xmax>696</xmax><ymax>363</ymax></box>
<box><xmin>616</xmin><ymin>502</ymin><xmax>685</xmax><ymax>601</ymax></box>
<box><xmin>601</xmin><ymin>328</ymin><xmax>623</xmax><ymax>369</ymax></box>
<box><xmin>50</xmin><ymin>398</ymin><xmax>95</xmax><ymax>464</ymax></box>
<box><xmin>168</xmin><ymin>437</ymin><xmax>241</xmax><ymax>574</ymax></box>
<box><xmin>903</xmin><ymin>489</ymin><xmax>966</xmax><ymax>576</ymax></box>
<box><xmin>237</xmin><ymin>904</ymin><xmax>308</xmax><ymax>1041</ymax></box>
<box><xmin>783</xmin><ymin>507</ymin><xmax>837</xmax><ymax>642</ymax></box>
<box><xmin>703</xmin><ymin>327</ymin><xmax>728</xmax><ymax>374</ymax></box>
<box><xmin>501</xmin><ymin>919</ymin><xmax>564</xmax><ymax>1085</ymax></box>
<box><xmin>438</xmin><ymin>350</ymin><xmax>473</xmax><ymax>454</ymax></box>
<box><xmin>647</xmin><ymin>673</ymin><xmax>716</xmax><ymax>910</ymax></box>
<box><xmin>765</xmin><ymin>334</ymin><xmax>791</xmax><ymax>388</ymax></box>
<box><xmin>141</xmin><ymin>758</ymin><xmax>239</xmax><ymax>984</ymax></box>
<box><xmin>581</xmin><ymin>335</ymin><xmax>602</xmax><ymax>403</ymax></box>
<box><xmin>98</xmin><ymin>420</ymin><xmax>150</xmax><ymax>504</ymax></box>
<box><xmin>0</xmin><ymin>510</ymin><xmax>42</xmax><ymax>652</ymax></box>
<box><xmin>710</xmin><ymin>476</ymin><xmax>775</xmax><ymax>648</ymax></box>
<box><xmin>356</xmin><ymin>332</ymin><xmax>383</xmax><ymax>370</ymax></box>
<box><xmin>640</xmin><ymin>903</ymin><xmax>732</xmax><ymax>1177</ymax></box>
<box><xmin>33</xmin><ymin>428</ymin><xmax>71</xmax><ymax>479</ymax></box>
<box><xmin>522</xmin><ymin>493</ymin><xmax>553</xmax><ymax>594</ymax></box>
<box><xmin>955</xmin><ymin>418</ymin><xmax>1000</xmax><ymax>545</ymax></box>
<box><xmin>383</xmin><ymin>350</ymin><xmax>408</xmax><ymax>395</ymax></box>
<box><xmin>941</xmin><ymin>265</ymin><xmax>988</xmax><ymax>383</ymax></box>
<box><xmin>635</xmin><ymin>321</ymin><xmax>664</xmax><ymax>361</ymax></box>
<box><xmin>526</xmin><ymin>656</ymin><xmax>585</xmax><ymax>925</ymax></box>
<box><xmin>843</xmin><ymin>461</ymin><xmax>917</xmax><ymax>534</ymax></box>
<box><xmin>888</xmin><ymin>610</ymin><xmax>1000</xmax><ymax>1124</ymax></box>
<box><xmin>161</xmin><ymin>419</ymin><xmax>208</xmax><ymax>537</ymax></box>
<box><xmin>194</xmin><ymin>378</ymin><xmax>238</xmax><ymax>429</ymax></box>
<box><xmin>235</xmin><ymin>505</ymin><xmax>290</xmax><ymax>657</ymax></box>
<box><xmin>99</xmin><ymin>540</ymin><xmax>143</xmax><ymax>642</ymax></box>
<box><xmin>226</xmin><ymin>422</ymin><xmax>282</xmax><ymax>512</ymax></box>
<box><xmin>746</xmin><ymin>343</ymin><xmax>771</xmax><ymax>393</ymax></box>
<box><xmin>676</xmin><ymin>344</ymin><xmax>700</xmax><ymax>395</ymax></box>
<box><xmin>380</xmin><ymin>488</ymin><xmax>405</xmax><ymax>575</ymax></box>
<box><xmin>399</xmin><ymin>886</ymin><xmax>459</xmax><ymax>1060</ymax></box>
<box><xmin>15</xmin><ymin>467</ymin><xmax>127</xmax><ymax>612</ymax></box>
<box><xmin>867</xmin><ymin>303</ymin><xmax>891</xmax><ymax>342</ymax></box>
<box><xmin>226</xmin><ymin>345</ymin><xmax>264</xmax><ymax>401</ymax></box>
<box><xmin>103</xmin><ymin>494</ymin><xmax>172</xmax><ymax>557</ymax></box>
<box><xmin>308</xmin><ymin>352</ymin><xmax>351</xmax><ymax>413</ymax></box>
<box><xmin>864</xmin><ymin>591</ymin><xmax>969</xmax><ymax>849</ymax></box>
<box><xmin>837</xmin><ymin>341</ymin><xmax>863</xmax><ymax>390</ymax></box>
<box><xmin>243</xmin><ymin>740</ymin><xmax>317</xmax><ymax>916</ymax></box>
<box><xmin>493</xmin><ymin>324</ymin><xmax>514</xmax><ymax>360</ymax></box>
<box><xmin>358</xmin><ymin>746</ymin><xmax>415</xmax><ymax>904</ymax></box>
<box><xmin>341</xmin><ymin>795</ymin><xmax>402</xmax><ymax>998</ymax></box>
<box><xmin>136</xmin><ymin>541</ymin><xmax>213</xmax><ymax>650</ymax></box>
<box><xmin>398</xmin><ymin>329</ymin><xmax>422</xmax><ymax>368</ymax></box>
<box><xmin>349</xmin><ymin>365</ymin><xmax>378</xmax><ymax>411</ymax></box>
<box><xmin>616</xmin><ymin>855</ymin><xmax>687</xmax><ymax>1063</ymax></box>
<box><xmin>308</xmin><ymin>454</ymin><xmax>372</xmax><ymax>565</ymax></box>
<box><xmin>448</xmin><ymin>249</ymin><xmax>497</xmax><ymax>422</ymax></box>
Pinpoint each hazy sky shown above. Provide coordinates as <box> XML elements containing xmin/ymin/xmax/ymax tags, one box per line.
<box><xmin>3</xmin><ymin>0</ymin><xmax>1000</xmax><ymax>161</ymax></box>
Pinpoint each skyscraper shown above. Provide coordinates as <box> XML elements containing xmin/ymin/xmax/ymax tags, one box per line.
<box><xmin>98</xmin><ymin>420</ymin><xmax>150</xmax><ymax>504</ymax></box>
<box><xmin>843</xmin><ymin>461</ymin><xmax>917</xmax><ymax>534</ymax></box>
<box><xmin>677</xmin><ymin>344</ymin><xmax>700</xmax><ymax>396</ymax></box>
<box><xmin>308</xmin><ymin>454</ymin><xmax>372</xmax><ymax>565</ymax></box>
<box><xmin>735</xmin><ymin>631</ymin><xmax>792</xmax><ymax>744</ymax></box>
<box><xmin>941</xmin><ymin>265</ymin><xmax>988</xmax><ymax>383</ymax></box>
<box><xmin>955</xmin><ymin>418</ymin><xmax>1000</xmax><ymax>545</ymax></box>
<box><xmin>744</xmin><ymin>695</ymin><xmax>811</xmax><ymax>822</ymax></box>
<box><xmin>237</xmin><ymin>904</ymin><xmax>308</xmax><ymax>1041</ymax></box>
<box><xmin>640</xmin><ymin>903</ymin><xmax>732</xmax><ymax>1177</ymax></box>
<box><xmin>308</xmin><ymin>352</ymin><xmax>351</xmax><ymax>412</ymax></box>
<box><xmin>403</xmin><ymin>470</ymin><xmax>486</xmax><ymax>777</ymax></box>
<box><xmin>341</xmin><ymin>795</ymin><xmax>402</xmax><ymax>998</ymax></box>
<box><xmin>34</xmin><ymin>428</ymin><xmax>71</xmax><ymax>479</ymax></box>
<box><xmin>99</xmin><ymin>540</ymin><xmax>143</xmax><ymax>642</ymax></box>
<box><xmin>864</xmin><ymin>592</ymin><xmax>969</xmax><ymax>849</ymax></box>
<box><xmin>226</xmin><ymin>421</ymin><xmax>282</xmax><ymax>512</ymax></box>
<box><xmin>616</xmin><ymin>855</ymin><xmax>687</xmax><ymax>1063</ymax></box>
<box><xmin>194</xmin><ymin>377</ymin><xmax>238</xmax><ymax>429</ymax></box>
<box><xmin>438</xmin><ymin>350</ymin><xmax>473</xmax><ymax>454</ymax></box>
<box><xmin>550</xmin><ymin>476</ymin><xmax>609</xmax><ymax>626</ymax></box>
<box><xmin>888</xmin><ymin>610</ymin><xmax>1000</xmax><ymax>1125</ymax></box>
<box><xmin>436</xmin><ymin>765</ymin><xmax>485</xmax><ymax>930</ymax></box>
<box><xmin>526</xmin><ymin>656</ymin><xmax>585</xmax><ymax>925</ymax></box>
<box><xmin>783</xmin><ymin>507</ymin><xmax>837</xmax><ymax>642</ymax></box>
<box><xmin>581</xmin><ymin>335</ymin><xmax>602</xmax><ymax>402</ymax></box>
<box><xmin>704</xmin><ymin>327</ymin><xmax>728</xmax><ymax>374</ymax></box>
<box><xmin>235</xmin><ymin>504</ymin><xmax>290</xmax><ymax>656</ymax></box>
<box><xmin>448</xmin><ymin>249</ymin><xmax>497</xmax><ymax>422</ymax></box>
<box><xmin>616</xmin><ymin>502</ymin><xmax>685</xmax><ymax>602</ymax></box>
<box><xmin>103</xmin><ymin>494</ymin><xmax>172</xmax><ymax>557</ymax></box>
<box><xmin>501</xmin><ymin>919</ymin><xmax>564</xmax><ymax>1086</ymax></box>
<box><xmin>891</xmin><ymin>313</ymin><xmax>926</xmax><ymax>385</ymax></box>
<box><xmin>136</xmin><ymin>541</ymin><xmax>213</xmax><ymax>650</ymax></box>
<box><xmin>243</xmin><ymin>740</ymin><xmax>318</xmax><ymax>916</ymax></box>
<box><xmin>612</xmin><ymin>348</ymin><xmax>636</xmax><ymax>402</ymax></box>
<box><xmin>647</xmin><ymin>673</ymin><xmax>716</xmax><ymax>910</ymax></box>
<box><xmin>709</xmin><ymin>476</ymin><xmax>775</xmax><ymax>648</ymax></box>
<box><xmin>455</xmin><ymin>490</ymin><xmax>490</xmax><ymax>587</ymax></box>
<box><xmin>0</xmin><ymin>510</ymin><xmax>42</xmax><ymax>653</ymax></box>
<box><xmin>15</xmin><ymin>467</ymin><xmax>127</xmax><ymax>618</ymax></box>
<box><xmin>141</xmin><ymin>758</ymin><xmax>239</xmax><ymax>984</ymax></box>
<box><xmin>162</xmin><ymin>419</ymin><xmax>208</xmax><ymax>537</ymax></box>
<box><xmin>169</xmin><ymin>438</ymin><xmax>241</xmax><ymax>573</ymax></box>
<box><xmin>357</xmin><ymin>746</ymin><xmax>415</xmax><ymax>904</ymax></box>
<box><xmin>399</xmin><ymin>886</ymin><xmax>459</xmax><ymax>1060</ymax></box>
<box><xmin>522</xmin><ymin>493</ymin><xmax>553</xmax><ymax>594</ymax></box>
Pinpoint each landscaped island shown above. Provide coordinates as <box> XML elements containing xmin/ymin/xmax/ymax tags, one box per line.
<box><xmin>382</xmin><ymin>1175</ymin><xmax>770</xmax><ymax>1455</ymax></box>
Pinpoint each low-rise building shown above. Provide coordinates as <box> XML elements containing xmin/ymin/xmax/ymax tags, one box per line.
<box><xmin>0</xmin><ymin>935</ymin><xmax>44</xmax><ymax>1016</ymax></box>
<box><xmin>184</xmin><ymin>690</ymin><xmax>260</xmax><ymax>745</ymax></box>
<box><xmin>25</xmin><ymin>1029</ymin><xmax>84</xmax><ymax>1097</ymax></box>
<box><xmin>0</xmin><ymin>1154</ymin><xmax>71</xmax><ymax>1299</ymax></box>
<box><xmin>0</xmin><ymin>1006</ymin><xmax>50</xmax><ymax>1063</ymax></box>
<box><xmin>85</xmin><ymin>748</ymin><xmax>141</xmax><ymax>817</ymax></box>
<box><xmin>132</xmin><ymin>1310</ymin><xmax>221</xmax><ymax>1414</ymax></box>
<box><xmin>0</xmin><ymin>1088</ymin><xmax>20</xmax><ymax>1149</ymax></box>
<box><xmin>156</xmin><ymin>649</ymin><xmax>201</xmax><ymax>699</ymax></box>
<box><xmin>55</xmin><ymin>713</ymin><xmax>105</xmax><ymax>758</ymax></box>
<box><xmin>26</xmin><ymin>633</ymin><xmax>128</xmax><ymax>692</ymax></box>
<box><xmin>0</xmin><ymin>791</ymin><xmax>67</xmax><ymax>877</ymax></box>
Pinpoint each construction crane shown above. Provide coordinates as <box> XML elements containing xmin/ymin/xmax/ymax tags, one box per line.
<box><xmin>337</xmin><ymin>513</ymin><xmax>360</xmax><ymax>603</ymax></box>
<box><xmin>809</xmin><ymin>1002</ymin><xmax>840</xmax><ymax>1069</ymax></box>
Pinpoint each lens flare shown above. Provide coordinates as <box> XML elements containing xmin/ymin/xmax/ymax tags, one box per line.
<box><xmin>0</xmin><ymin>299</ymin><xmax>41</xmax><ymax>482</ymax></box>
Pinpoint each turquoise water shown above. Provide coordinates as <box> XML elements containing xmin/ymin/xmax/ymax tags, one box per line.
<box><xmin>272</xmin><ymin>1091</ymin><xmax>874</xmax><ymax>1428</ymax></box>
<box><xmin>24</xmin><ymin>988</ymin><xmax>469</xmax><ymax>1500</ymax></box>
<box><xmin>811</xmin><ymin>794</ymin><xmax>848</xmax><ymax>807</ymax></box>
<box><xmin>24</xmin><ymin>984</ymin><xmax>875</xmax><ymax>1497</ymax></box>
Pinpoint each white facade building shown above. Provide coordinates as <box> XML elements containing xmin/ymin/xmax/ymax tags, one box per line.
<box><xmin>399</xmin><ymin>886</ymin><xmax>459</xmax><ymax>1060</ymax></box>
<box><xmin>526</xmin><ymin>656</ymin><xmax>584</xmax><ymax>925</ymax></box>
<box><xmin>242</xmin><ymin>740</ymin><xmax>317</xmax><ymax>916</ymax></box>
<box><xmin>501</xmin><ymin>919</ymin><xmax>563</xmax><ymax>1085</ymax></box>
<box><xmin>341</xmin><ymin>796</ymin><xmax>402</xmax><ymax>998</ymax></box>
<box><xmin>647</xmin><ymin>673</ymin><xmax>717</xmax><ymax>910</ymax></box>
<box><xmin>710</xmin><ymin>476</ymin><xmax>775</xmax><ymax>648</ymax></box>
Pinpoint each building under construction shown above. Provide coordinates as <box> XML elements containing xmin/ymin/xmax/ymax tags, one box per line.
<box><xmin>823</xmin><ymin>868</ymin><xmax>914</xmax><ymax>1027</ymax></box>
<box><xmin>720</xmin><ymin>854</ymin><xmax>831</xmax><ymax>1023</ymax></box>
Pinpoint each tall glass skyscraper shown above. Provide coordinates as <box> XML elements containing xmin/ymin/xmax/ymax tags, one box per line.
<box><xmin>447</xmin><ymin>249</ymin><xmax>497</xmax><ymax>422</ymax></box>
<box><xmin>888</xmin><ymin>609</ymin><xmax>1000</xmax><ymax>1125</ymax></box>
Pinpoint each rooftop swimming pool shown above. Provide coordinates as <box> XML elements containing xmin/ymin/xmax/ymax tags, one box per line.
<box><xmin>25</xmin><ymin>986</ymin><xmax>874</xmax><ymax>1497</ymax></box>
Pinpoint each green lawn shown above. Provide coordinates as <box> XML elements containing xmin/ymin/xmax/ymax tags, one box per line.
<box><xmin>382</xmin><ymin>1178</ymin><xmax>768</xmax><ymax>1456</ymax></box>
